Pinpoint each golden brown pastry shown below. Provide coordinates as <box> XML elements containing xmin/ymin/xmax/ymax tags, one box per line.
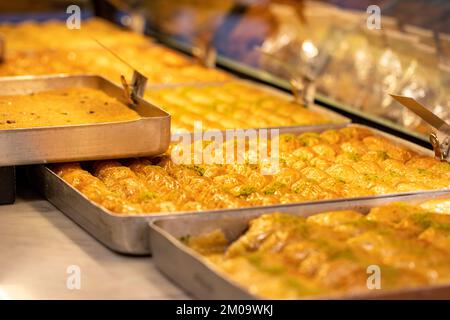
<box><xmin>53</xmin><ymin>127</ymin><xmax>450</xmax><ymax>214</ymax></box>
<box><xmin>0</xmin><ymin>87</ymin><xmax>140</xmax><ymax>129</ymax></box>
<box><xmin>0</xmin><ymin>45</ymin><xmax>231</xmax><ymax>85</ymax></box>
<box><xmin>186</xmin><ymin>200</ymin><xmax>450</xmax><ymax>299</ymax></box>
<box><xmin>0</xmin><ymin>18</ymin><xmax>151</xmax><ymax>52</ymax></box>
<box><xmin>145</xmin><ymin>82</ymin><xmax>335</xmax><ymax>132</ymax></box>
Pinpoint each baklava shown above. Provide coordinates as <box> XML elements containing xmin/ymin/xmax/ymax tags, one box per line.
<box><xmin>52</xmin><ymin>127</ymin><xmax>450</xmax><ymax>214</ymax></box>
<box><xmin>146</xmin><ymin>82</ymin><xmax>335</xmax><ymax>132</ymax></box>
<box><xmin>0</xmin><ymin>45</ymin><xmax>230</xmax><ymax>84</ymax></box>
<box><xmin>186</xmin><ymin>199</ymin><xmax>450</xmax><ymax>299</ymax></box>
<box><xmin>0</xmin><ymin>18</ymin><xmax>151</xmax><ymax>52</ymax></box>
<box><xmin>0</xmin><ymin>87</ymin><xmax>140</xmax><ymax>129</ymax></box>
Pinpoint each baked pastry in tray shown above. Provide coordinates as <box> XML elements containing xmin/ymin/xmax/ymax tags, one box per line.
<box><xmin>0</xmin><ymin>87</ymin><xmax>140</xmax><ymax>129</ymax></box>
<box><xmin>0</xmin><ymin>18</ymin><xmax>151</xmax><ymax>52</ymax></box>
<box><xmin>52</xmin><ymin>127</ymin><xmax>450</xmax><ymax>214</ymax></box>
<box><xmin>184</xmin><ymin>199</ymin><xmax>450</xmax><ymax>299</ymax></box>
<box><xmin>146</xmin><ymin>82</ymin><xmax>335</xmax><ymax>132</ymax></box>
<box><xmin>0</xmin><ymin>18</ymin><xmax>230</xmax><ymax>84</ymax></box>
<box><xmin>0</xmin><ymin>45</ymin><xmax>230</xmax><ymax>84</ymax></box>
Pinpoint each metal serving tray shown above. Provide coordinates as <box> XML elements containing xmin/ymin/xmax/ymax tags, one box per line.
<box><xmin>146</xmin><ymin>79</ymin><xmax>351</xmax><ymax>135</ymax></box>
<box><xmin>149</xmin><ymin>191</ymin><xmax>450</xmax><ymax>300</ymax></box>
<box><xmin>31</xmin><ymin>124</ymin><xmax>448</xmax><ymax>255</ymax></box>
<box><xmin>0</xmin><ymin>75</ymin><xmax>170</xmax><ymax>166</ymax></box>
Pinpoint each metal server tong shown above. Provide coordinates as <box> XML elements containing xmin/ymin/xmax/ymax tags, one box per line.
<box><xmin>255</xmin><ymin>47</ymin><xmax>318</xmax><ymax>107</ymax></box>
<box><xmin>390</xmin><ymin>94</ymin><xmax>450</xmax><ymax>162</ymax></box>
<box><xmin>93</xmin><ymin>38</ymin><xmax>148</xmax><ymax>107</ymax></box>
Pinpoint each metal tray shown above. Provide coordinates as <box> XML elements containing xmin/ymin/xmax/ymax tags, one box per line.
<box><xmin>0</xmin><ymin>75</ymin><xmax>170</xmax><ymax>166</ymax></box>
<box><xmin>146</xmin><ymin>79</ymin><xmax>351</xmax><ymax>135</ymax></box>
<box><xmin>149</xmin><ymin>191</ymin><xmax>450</xmax><ymax>300</ymax></box>
<box><xmin>30</xmin><ymin>124</ymin><xmax>448</xmax><ymax>255</ymax></box>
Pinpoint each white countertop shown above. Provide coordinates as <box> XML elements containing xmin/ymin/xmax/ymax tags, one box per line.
<box><xmin>0</xmin><ymin>188</ymin><xmax>188</xmax><ymax>300</ymax></box>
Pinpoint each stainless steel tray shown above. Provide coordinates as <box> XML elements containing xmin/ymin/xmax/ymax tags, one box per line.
<box><xmin>0</xmin><ymin>75</ymin><xmax>170</xmax><ymax>166</ymax></box>
<box><xmin>30</xmin><ymin>124</ymin><xmax>448</xmax><ymax>255</ymax></box>
<box><xmin>147</xmin><ymin>79</ymin><xmax>351</xmax><ymax>135</ymax></box>
<box><xmin>149</xmin><ymin>191</ymin><xmax>450</xmax><ymax>300</ymax></box>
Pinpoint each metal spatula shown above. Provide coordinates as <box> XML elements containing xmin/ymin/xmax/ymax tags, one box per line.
<box><xmin>390</xmin><ymin>94</ymin><xmax>450</xmax><ymax>162</ymax></box>
<box><xmin>92</xmin><ymin>38</ymin><xmax>148</xmax><ymax>107</ymax></box>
